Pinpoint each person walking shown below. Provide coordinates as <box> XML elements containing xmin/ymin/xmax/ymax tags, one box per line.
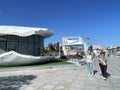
<box><xmin>99</xmin><ymin>51</ymin><xmax>108</xmax><ymax>80</ymax></box>
<box><xmin>85</xmin><ymin>51</ymin><xmax>94</xmax><ymax>76</ymax></box>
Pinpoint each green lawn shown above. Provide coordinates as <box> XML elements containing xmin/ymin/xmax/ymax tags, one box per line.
<box><xmin>0</xmin><ymin>59</ymin><xmax>72</xmax><ymax>68</ymax></box>
<box><xmin>41</xmin><ymin>59</ymin><xmax>72</xmax><ymax>66</ymax></box>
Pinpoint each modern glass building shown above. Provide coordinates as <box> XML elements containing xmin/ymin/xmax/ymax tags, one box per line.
<box><xmin>0</xmin><ymin>35</ymin><xmax>44</xmax><ymax>56</ymax></box>
<box><xmin>0</xmin><ymin>25</ymin><xmax>54</xmax><ymax>56</ymax></box>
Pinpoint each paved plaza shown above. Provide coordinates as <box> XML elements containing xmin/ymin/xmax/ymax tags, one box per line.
<box><xmin>0</xmin><ymin>57</ymin><xmax>120</xmax><ymax>90</ymax></box>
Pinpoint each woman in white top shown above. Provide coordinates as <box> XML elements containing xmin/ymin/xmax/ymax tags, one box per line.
<box><xmin>85</xmin><ymin>51</ymin><xmax>94</xmax><ymax>76</ymax></box>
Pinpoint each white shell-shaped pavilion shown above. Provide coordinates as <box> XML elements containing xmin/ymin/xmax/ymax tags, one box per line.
<box><xmin>0</xmin><ymin>25</ymin><xmax>54</xmax><ymax>66</ymax></box>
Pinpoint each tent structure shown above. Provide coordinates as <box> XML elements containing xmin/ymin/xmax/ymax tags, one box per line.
<box><xmin>0</xmin><ymin>25</ymin><xmax>54</xmax><ymax>66</ymax></box>
<box><xmin>62</xmin><ymin>36</ymin><xmax>86</xmax><ymax>56</ymax></box>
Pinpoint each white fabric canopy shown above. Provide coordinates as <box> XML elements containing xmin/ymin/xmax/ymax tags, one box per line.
<box><xmin>0</xmin><ymin>25</ymin><xmax>54</xmax><ymax>38</ymax></box>
<box><xmin>62</xmin><ymin>36</ymin><xmax>85</xmax><ymax>45</ymax></box>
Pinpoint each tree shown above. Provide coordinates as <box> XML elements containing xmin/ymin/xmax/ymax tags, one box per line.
<box><xmin>44</xmin><ymin>42</ymin><xmax>63</xmax><ymax>56</ymax></box>
<box><xmin>54</xmin><ymin>42</ymin><xmax>59</xmax><ymax>52</ymax></box>
<box><xmin>48</xmin><ymin>43</ymin><xmax>55</xmax><ymax>51</ymax></box>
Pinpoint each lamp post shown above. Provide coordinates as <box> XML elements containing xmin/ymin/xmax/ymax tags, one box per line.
<box><xmin>86</xmin><ymin>37</ymin><xmax>90</xmax><ymax>45</ymax></box>
<box><xmin>59</xmin><ymin>43</ymin><xmax>61</xmax><ymax>58</ymax></box>
<box><xmin>85</xmin><ymin>37</ymin><xmax>90</xmax><ymax>53</ymax></box>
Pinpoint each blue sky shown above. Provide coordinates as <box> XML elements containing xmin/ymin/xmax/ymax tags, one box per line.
<box><xmin>0</xmin><ymin>0</ymin><xmax>120</xmax><ymax>47</ymax></box>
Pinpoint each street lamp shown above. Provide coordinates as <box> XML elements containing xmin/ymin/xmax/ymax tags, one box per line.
<box><xmin>59</xmin><ymin>43</ymin><xmax>61</xmax><ymax>58</ymax></box>
<box><xmin>85</xmin><ymin>37</ymin><xmax>90</xmax><ymax>53</ymax></box>
<box><xmin>86</xmin><ymin>37</ymin><xmax>90</xmax><ymax>45</ymax></box>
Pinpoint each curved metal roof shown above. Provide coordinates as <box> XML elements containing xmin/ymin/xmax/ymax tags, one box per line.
<box><xmin>0</xmin><ymin>25</ymin><xmax>54</xmax><ymax>38</ymax></box>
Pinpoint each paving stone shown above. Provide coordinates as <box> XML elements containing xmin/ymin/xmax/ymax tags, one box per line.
<box><xmin>42</xmin><ymin>84</ymin><xmax>55</xmax><ymax>90</ymax></box>
<box><xmin>54</xmin><ymin>85</ymin><xmax>65</xmax><ymax>90</ymax></box>
<box><xmin>0</xmin><ymin>57</ymin><xmax>120</xmax><ymax>90</ymax></box>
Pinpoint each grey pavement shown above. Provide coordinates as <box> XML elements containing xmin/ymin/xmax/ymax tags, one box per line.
<box><xmin>0</xmin><ymin>57</ymin><xmax>120</xmax><ymax>90</ymax></box>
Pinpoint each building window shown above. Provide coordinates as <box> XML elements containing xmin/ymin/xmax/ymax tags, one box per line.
<box><xmin>7</xmin><ymin>42</ymin><xmax>18</xmax><ymax>52</ymax></box>
<box><xmin>19</xmin><ymin>37</ymin><xmax>28</xmax><ymax>42</ymax></box>
<box><xmin>0</xmin><ymin>41</ymin><xmax>6</xmax><ymax>54</ymax></box>
<box><xmin>7</xmin><ymin>35</ymin><xmax>18</xmax><ymax>41</ymax></box>
<box><xmin>0</xmin><ymin>35</ymin><xmax>44</xmax><ymax>56</ymax></box>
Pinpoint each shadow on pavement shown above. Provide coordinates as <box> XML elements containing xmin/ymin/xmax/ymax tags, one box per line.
<box><xmin>0</xmin><ymin>75</ymin><xmax>37</xmax><ymax>90</ymax></box>
<box><xmin>94</xmin><ymin>70</ymin><xmax>98</xmax><ymax>75</ymax></box>
<box><xmin>107</xmin><ymin>72</ymin><xmax>111</xmax><ymax>78</ymax></box>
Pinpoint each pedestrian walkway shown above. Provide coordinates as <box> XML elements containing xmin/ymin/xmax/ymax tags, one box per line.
<box><xmin>0</xmin><ymin>57</ymin><xmax>120</xmax><ymax>90</ymax></box>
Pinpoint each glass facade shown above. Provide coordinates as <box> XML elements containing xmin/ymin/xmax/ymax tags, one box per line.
<box><xmin>0</xmin><ymin>35</ymin><xmax>44</xmax><ymax>56</ymax></box>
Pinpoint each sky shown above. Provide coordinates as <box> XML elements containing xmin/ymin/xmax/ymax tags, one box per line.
<box><xmin>0</xmin><ymin>0</ymin><xmax>120</xmax><ymax>47</ymax></box>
